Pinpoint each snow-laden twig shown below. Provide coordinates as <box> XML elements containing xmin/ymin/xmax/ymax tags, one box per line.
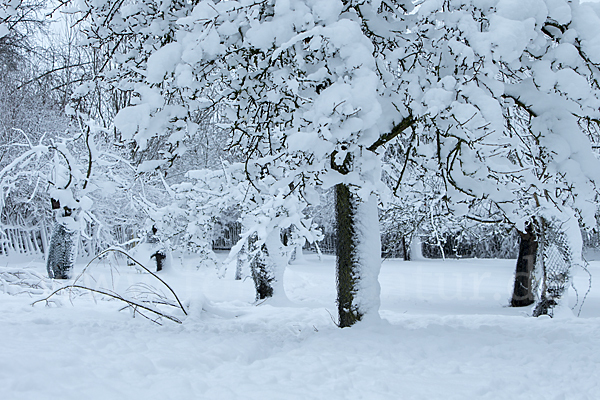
<box><xmin>73</xmin><ymin>247</ymin><xmax>187</xmax><ymax>316</ymax></box>
<box><xmin>32</xmin><ymin>285</ymin><xmax>182</xmax><ymax>324</ymax></box>
<box><xmin>28</xmin><ymin>247</ymin><xmax>187</xmax><ymax>325</ymax></box>
<box><xmin>0</xmin><ymin>266</ymin><xmax>51</xmax><ymax>296</ymax></box>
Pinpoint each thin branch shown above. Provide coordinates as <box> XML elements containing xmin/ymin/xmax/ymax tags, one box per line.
<box><xmin>466</xmin><ymin>215</ymin><xmax>504</xmax><ymax>224</ymax></box>
<box><xmin>75</xmin><ymin>247</ymin><xmax>187</xmax><ymax>315</ymax></box>
<box><xmin>32</xmin><ymin>285</ymin><xmax>182</xmax><ymax>324</ymax></box>
<box><xmin>502</xmin><ymin>94</ymin><xmax>538</xmax><ymax>118</ymax></box>
<box><xmin>368</xmin><ymin>115</ymin><xmax>417</xmax><ymax>153</ymax></box>
<box><xmin>81</xmin><ymin>124</ymin><xmax>93</xmax><ymax>190</ymax></box>
<box><xmin>14</xmin><ymin>61</ymin><xmax>93</xmax><ymax>92</ymax></box>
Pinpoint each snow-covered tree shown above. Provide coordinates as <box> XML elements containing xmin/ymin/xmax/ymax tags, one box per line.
<box><xmin>380</xmin><ymin>0</ymin><xmax>600</xmax><ymax>315</ymax></box>
<box><xmin>74</xmin><ymin>0</ymin><xmax>404</xmax><ymax>324</ymax></box>
<box><xmin>75</xmin><ymin>0</ymin><xmax>600</xmax><ymax>324</ymax></box>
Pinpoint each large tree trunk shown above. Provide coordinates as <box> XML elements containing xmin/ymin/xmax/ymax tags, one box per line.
<box><xmin>46</xmin><ymin>202</ymin><xmax>79</xmax><ymax>279</ymax></box>
<box><xmin>335</xmin><ymin>184</ymin><xmax>381</xmax><ymax>327</ymax></box>
<box><xmin>510</xmin><ymin>223</ymin><xmax>537</xmax><ymax>307</ymax></box>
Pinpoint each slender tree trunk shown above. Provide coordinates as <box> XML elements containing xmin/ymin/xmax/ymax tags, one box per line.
<box><xmin>335</xmin><ymin>184</ymin><xmax>381</xmax><ymax>327</ymax></box>
<box><xmin>235</xmin><ymin>244</ymin><xmax>246</xmax><ymax>281</ymax></box>
<box><xmin>510</xmin><ymin>223</ymin><xmax>537</xmax><ymax>307</ymax></box>
<box><xmin>402</xmin><ymin>236</ymin><xmax>409</xmax><ymax>261</ymax></box>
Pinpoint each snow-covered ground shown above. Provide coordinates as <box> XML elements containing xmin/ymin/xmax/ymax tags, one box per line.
<box><xmin>1</xmin><ymin>253</ymin><xmax>599</xmax><ymax>399</ymax></box>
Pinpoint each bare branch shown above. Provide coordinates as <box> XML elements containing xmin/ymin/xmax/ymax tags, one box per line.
<box><xmin>74</xmin><ymin>247</ymin><xmax>188</xmax><ymax>316</ymax></box>
<box><xmin>32</xmin><ymin>285</ymin><xmax>182</xmax><ymax>324</ymax></box>
<box><xmin>368</xmin><ymin>115</ymin><xmax>417</xmax><ymax>153</ymax></box>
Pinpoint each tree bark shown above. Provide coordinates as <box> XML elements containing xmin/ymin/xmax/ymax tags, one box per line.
<box><xmin>510</xmin><ymin>223</ymin><xmax>537</xmax><ymax>307</ymax></box>
<box><xmin>335</xmin><ymin>184</ymin><xmax>381</xmax><ymax>327</ymax></box>
<box><xmin>46</xmin><ymin>220</ymin><xmax>78</xmax><ymax>279</ymax></box>
<box><xmin>402</xmin><ymin>236</ymin><xmax>409</xmax><ymax>261</ymax></box>
<box><xmin>235</xmin><ymin>244</ymin><xmax>246</xmax><ymax>281</ymax></box>
<box><xmin>335</xmin><ymin>184</ymin><xmax>358</xmax><ymax>326</ymax></box>
<box><xmin>248</xmin><ymin>231</ymin><xmax>288</xmax><ymax>301</ymax></box>
<box><xmin>249</xmin><ymin>242</ymin><xmax>274</xmax><ymax>300</ymax></box>
<box><xmin>46</xmin><ymin>200</ymin><xmax>79</xmax><ymax>279</ymax></box>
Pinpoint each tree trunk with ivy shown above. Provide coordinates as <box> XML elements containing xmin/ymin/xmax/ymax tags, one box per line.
<box><xmin>335</xmin><ymin>183</ymin><xmax>358</xmax><ymax>326</ymax></box>
<box><xmin>249</xmin><ymin>242</ymin><xmax>275</xmax><ymax>300</ymax></box>
<box><xmin>46</xmin><ymin>199</ymin><xmax>79</xmax><ymax>279</ymax></box>
<box><xmin>334</xmin><ymin>183</ymin><xmax>381</xmax><ymax>328</ymax></box>
<box><xmin>248</xmin><ymin>230</ymin><xmax>289</xmax><ymax>301</ymax></box>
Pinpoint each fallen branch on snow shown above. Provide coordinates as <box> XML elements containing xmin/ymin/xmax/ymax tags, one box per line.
<box><xmin>31</xmin><ymin>247</ymin><xmax>187</xmax><ymax>325</ymax></box>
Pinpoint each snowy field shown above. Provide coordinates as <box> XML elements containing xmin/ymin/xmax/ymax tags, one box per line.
<box><xmin>1</xmin><ymin>253</ymin><xmax>599</xmax><ymax>400</ymax></box>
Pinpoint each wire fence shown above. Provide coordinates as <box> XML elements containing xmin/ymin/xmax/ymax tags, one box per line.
<box><xmin>533</xmin><ymin>218</ymin><xmax>578</xmax><ymax>317</ymax></box>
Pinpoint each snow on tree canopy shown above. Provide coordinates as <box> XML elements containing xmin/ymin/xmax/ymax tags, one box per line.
<box><xmin>77</xmin><ymin>0</ymin><xmax>600</xmax><ymax>322</ymax></box>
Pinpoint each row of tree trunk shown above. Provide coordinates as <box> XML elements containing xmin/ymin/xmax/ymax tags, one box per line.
<box><xmin>43</xmin><ymin>191</ymin><xmax>548</xmax><ymax>325</ymax></box>
<box><xmin>245</xmin><ymin>213</ymin><xmax>546</xmax><ymax>327</ymax></box>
